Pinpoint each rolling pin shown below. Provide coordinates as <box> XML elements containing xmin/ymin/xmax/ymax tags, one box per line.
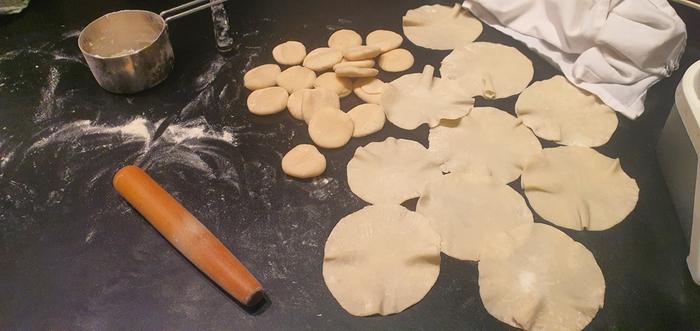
<box><xmin>113</xmin><ymin>165</ymin><xmax>264</xmax><ymax>306</ymax></box>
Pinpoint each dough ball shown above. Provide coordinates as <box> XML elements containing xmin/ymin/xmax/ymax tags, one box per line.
<box><xmin>303</xmin><ymin>47</ymin><xmax>343</xmax><ymax>72</ymax></box>
<box><xmin>301</xmin><ymin>88</ymin><xmax>341</xmax><ymax>124</ymax></box>
<box><xmin>429</xmin><ymin>107</ymin><xmax>542</xmax><ymax>183</ymax></box>
<box><xmin>416</xmin><ymin>174</ymin><xmax>533</xmax><ymax>261</ymax></box>
<box><xmin>347</xmin><ymin>103</ymin><xmax>385</xmax><ymax>137</ymax></box>
<box><xmin>328</xmin><ymin>29</ymin><xmax>362</xmax><ymax>50</ymax></box>
<box><xmin>308</xmin><ymin>107</ymin><xmax>354</xmax><ymax>149</ymax></box>
<box><xmin>246</xmin><ymin>86</ymin><xmax>288</xmax><ymax>115</ymax></box>
<box><xmin>287</xmin><ymin>88</ymin><xmax>313</xmax><ymax>120</ymax></box>
<box><xmin>347</xmin><ymin>137</ymin><xmax>443</xmax><ymax>204</ymax></box>
<box><xmin>323</xmin><ymin>204</ymin><xmax>441</xmax><ymax>316</ymax></box>
<box><xmin>314</xmin><ymin>72</ymin><xmax>353</xmax><ymax>98</ymax></box>
<box><xmin>353</xmin><ymin>77</ymin><xmax>385</xmax><ymax>104</ymax></box>
<box><xmin>378</xmin><ymin>48</ymin><xmax>414</xmax><ymax>72</ymax></box>
<box><xmin>521</xmin><ymin>146</ymin><xmax>639</xmax><ymax>231</ymax></box>
<box><xmin>343</xmin><ymin>45</ymin><xmax>382</xmax><ymax>61</ymax></box>
<box><xmin>243</xmin><ymin>64</ymin><xmax>281</xmax><ymax>90</ymax></box>
<box><xmin>333</xmin><ymin>59</ymin><xmax>375</xmax><ymax>71</ymax></box>
<box><xmin>334</xmin><ymin>66</ymin><xmax>378</xmax><ymax>78</ymax></box>
<box><xmin>440</xmin><ymin>42</ymin><xmax>533</xmax><ymax>99</ymax></box>
<box><xmin>403</xmin><ymin>4</ymin><xmax>482</xmax><ymax>50</ymax></box>
<box><xmin>365</xmin><ymin>29</ymin><xmax>403</xmax><ymax>52</ymax></box>
<box><xmin>282</xmin><ymin>144</ymin><xmax>326</xmax><ymax>178</ymax></box>
<box><xmin>479</xmin><ymin>223</ymin><xmax>605</xmax><ymax>331</ymax></box>
<box><xmin>272</xmin><ymin>41</ymin><xmax>307</xmax><ymax>65</ymax></box>
<box><xmin>516</xmin><ymin>75</ymin><xmax>619</xmax><ymax>147</ymax></box>
<box><xmin>276</xmin><ymin>65</ymin><xmax>316</xmax><ymax>93</ymax></box>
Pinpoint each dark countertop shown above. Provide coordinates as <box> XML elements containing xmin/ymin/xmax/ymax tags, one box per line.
<box><xmin>2</xmin><ymin>0</ymin><xmax>700</xmax><ymax>329</ymax></box>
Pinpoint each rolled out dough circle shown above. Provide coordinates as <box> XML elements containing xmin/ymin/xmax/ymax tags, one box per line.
<box><xmin>403</xmin><ymin>4</ymin><xmax>483</xmax><ymax>50</ymax></box>
<box><xmin>308</xmin><ymin>107</ymin><xmax>354</xmax><ymax>149</ymax></box>
<box><xmin>246</xmin><ymin>86</ymin><xmax>288</xmax><ymax>115</ymax></box>
<box><xmin>378</xmin><ymin>48</ymin><xmax>414</xmax><ymax>72</ymax></box>
<box><xmin>276</xmin><ymin>65</ymin><xmax>316</xmax><ymax>93</ymax></box>
<box><xmin>243</xmin><ymin>64</ymin><xmax>281</xmax><ymax>90</ymax></box>
<box><xmin>347</xmin><ymin>103</ymin><xmax>385</xmax><ymax>137</ymax></box>
<box><xmin>272</xmin><ymin>41</ymin><xmax>307</xmax><ymax>65</ymax></box>
<box><xmin>282</xmin><ymin>144</ymin><xmax>326</xmax><ymax>178</ymax></box>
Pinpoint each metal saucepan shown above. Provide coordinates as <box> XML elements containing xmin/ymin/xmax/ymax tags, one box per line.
<box><xmin>78</xmin><ymin>0</ymin><xmax>228</xmax><ymax>94</ymax></box>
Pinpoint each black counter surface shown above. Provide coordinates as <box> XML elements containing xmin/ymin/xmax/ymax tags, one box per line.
<box><xmin>2</xmin><ymin>0</ymin><xmax>700</xmax><ymax>329</ymax></box>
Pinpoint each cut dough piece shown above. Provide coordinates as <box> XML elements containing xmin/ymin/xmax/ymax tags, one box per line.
<box><xmin>314</xmin><ymin>72</ymin><xmax>353</xmax><ymax>98</ymax></box>
<box><xmin>521</xmin><ymin>146</ymin><xmax>639</xmax><ymax>231</ymax></box>
<box><xmin>323</xmin><ymin>204</ymin><xmax>441</xmax><ymax>316</ymax></box>
<box><xmin>416</xmin><ymin>174</ymin><xmax>533</xmax><ymax>261</ymax></box>
<box><xmin>282</xmin><ymin>144</ymin><xmax>326</xmax><ymax>178</ymax></box>
<box><xmin>440</xmin><ymin>42</ymin><xmax>533</xmax><ymax>99</ymax></box>
<box><xmin>382</xmin><ymin>65</ymin><xmax>473</xmax><ymax>130</ymax></box>
<box><xmin>347</xmin><ymin>137</ymin><xmax>443</xmax><ymax>204</ymax></box>
<box><xmin>378</xmin><ymin>48</ymin><xmax>414</xmax><ymax>72</ymax></box>
<box><xmin>333</xmin><ymin>59</ymin><xmax>375</xmax><ymax>71</ymax></box>
<box><xmin>403</xmin><ymin>4</ymin><xmax>482</xmax><ymax>50</ymax></box>
<box><xmin>347</xmin><ymin>104</ymin><xmax>385</xmax><ymax>137</ymax></box>
<box><xmin>276</xmin><ymin>66</ymin><xmax>316</xmax><ymax>93</ymax></box>
<box><xmin>335</xmin><ymin>66</ymin><xmax>378</xmax><ymax>78</ymax></box>
<box><xmin>479</xmin><ymin>223</ymin><xmax>605</xmax><ymax>331</ymax></box>
<box><xmin>243</xmin><ymin>64</ymin><xmax>281</xmax><ymax>90</ymax></box>
<box><xmin>429</xmin><ymin>107</ymin><xmax>542</xmax><ymax>183</ymax></box>
<box><xmin>303</xmin><ymin>47</ymin><xmax>343</xmax><ymax>72</ymax></box>
<box><xmin>353</xmin><ymin>78</ymin><xmax>385</xmax><ymax>104</ymax></box>
<box><xmin>308</xmin><ymin>107</ymin><xmax>354</xmax><ymax>149</ymax></box>
<box><xmin>272</xmin><ymin>41</ymin><xmax>307</xmax><ymax>65</ymax></box>
<box><xmin>516</xmin><ymin>75</ymin><xmax>619</xmax><ymax>147</ymax></box>
<box><xmin>287</xmin><ymin>88</ymin><xmax>312</xmax><ymax>120</ymax></box>
<box><xmin>343</xmin><ymin>46</ymin><xmax>382</xmax><ymax>61</ymax></box>
<box><xmin>328</xmin><ymin>29</ymin><xmax>362</xmax><ymax>50</ymax></box>
<box><xmin>246</xmin><ymin>86</ymin><xmax>288</xmax><ymax>115</ymax></box>
<box><xmin>365</xmin><ymin>29</ymin><xmax>403</xmax><ymax>52</ymax></box>
<box><xmin>301</xmin><ymin>88</ymin><xmax>341</xmax><ymax>124</ymax></box>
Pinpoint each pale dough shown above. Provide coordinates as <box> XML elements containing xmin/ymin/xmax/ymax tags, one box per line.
<box><xmin>516</xmin><ymin>75</ymin><xmax>619</xmax><ymax>147</ymax></box>
<box><xmin>365</xmin><ymin>29</ymin><xmax>403</xmax><ymax>52</ymax></box>
<box><xmin>353</xmin><ymin>77</ymin><xmax>385</xmax><ymax>104</ymax></box>
<box><xmin>334</xmin><ymin>66</ymin><xmax>378</xmax><ymax>78</ymax></box>
<box><xmin>243</xmin><ymin>64</ymin><xmax>281</xmax><ymax>90</ymax></box>
<box><xmin>429</xmin><ymin>107</ymin><xmax>542</xmax><ymax>183</ymax></box>
<box><xmin>479</xmin><ymin>223</ymin><xmax>605</xmax><ymax>331</ymax></box>
<box><xmin>382</xmin><ymin>65</ymin><xmax>473</xmax><ymax>130</ymax></box>
<box><xmin>347</xmin><ymin>137</ymin><xmax>443</xmax><ymax>204</ymax></box>
<box><xmin>403</xmin><ymin>4</ymin><xmax>482</xmax><ymax>50</ymax></box>
<box><xmin>286</xmin><ymin>88</ymin><xmax>313</xmax><ymax>120</ymax></box>
<box><xmin>440</xmin><ymin>42</ymin><xmax>533</xmax><ymax>99</ymax></box>
<box><xmin>314</xmin><ymin>72</ymin><xmax>353</xmax><ymax>98</ymax></box>
<box><xmin>347</xmin><ymin>103</ymin><xmax>385</xmax><ymax>137</ymax></box>
<box><xmin>521</xmin><ymin>146</ymin><xmax>639</xmax><ymax>231</ymax></box>
<box><xmin>301</xmin><ymin>88</ymin><xmax>341</xmax><ymax>124</ymax></box>
<box><xmin>272</xmin><ymin>41</ymin><xmax>307</xmax><ymax>65</ymax></box>
<box><xmin>378</xmin><ymin>48</ymin><xmax>414</xmax><ymax>72</ymax></box>
<box><xmin>416</xmin><ymin>174</ymin><xmax>533</xmax><ymax>261</ymax></box>
<box><xmin>246</xmin><ymin>86</ymin><xmax>288</xmax><ymax>115</ymax></box>
<box><xmin>303</xmin><ymin>47</ymin><xmax>343</xmax><ymax>72</ymax></box>
<box><xmin>328</xmin><ymin>29</ymin><xmax>362</xmax><ymax>50</ymax></box>
<box><xmin>308</xmin><ymin>107</ymin><xmax>354</xmax><ymax>149</ymax></box>
<box><xmin>343</xmin><ymin>45</ymin><xmax>382</xmax><ymax>61</ymax></box>
<box><xmin>323</xmin><ymin>204</ymin><xmax>441</xmax><ymax>316</ymax></box>
<box><xmin>282</xmin><ymin>144</ymin><xmax>326</xmax><ymax>178</ymax></box>
<box><xmin>333</xmin><ymin>59</ymin><xmax>375</xmax><ymax>71</ymax></box>
<box><xmin>276</xmin><ymin>65</ymin><xmax>316</xmax><ymax>93</ymax></box>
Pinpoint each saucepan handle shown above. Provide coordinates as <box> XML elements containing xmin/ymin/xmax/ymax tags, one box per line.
<box><xmin>160</xmin><ymin>0</ymin><xmax>229</xmax><ymax>23</ymax></box>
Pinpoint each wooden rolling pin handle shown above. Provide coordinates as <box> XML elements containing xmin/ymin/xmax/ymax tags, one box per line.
<box><xmin>113</xmin><ymin>165</ymin><xmax>263</xmax><ymax>306</ymax></box>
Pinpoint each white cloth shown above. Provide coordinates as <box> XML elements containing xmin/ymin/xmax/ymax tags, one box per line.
<box><xmin>463</xmin><ymin>0</ymin><xmax>687</xmax><ymax>119</ymax></box>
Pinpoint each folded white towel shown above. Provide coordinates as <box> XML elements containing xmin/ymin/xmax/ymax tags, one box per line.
<box><xmin>463</xmin><ymin>0</ymin><xmax>687</xmax><ymax>119</ymax></box>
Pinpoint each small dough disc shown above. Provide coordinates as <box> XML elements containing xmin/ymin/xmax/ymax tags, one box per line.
<box><xmin>287</xmin><ymin>88</ymin><xmax>313</xmax><ymax>120</ymax></box>
<box><xmin>243</xmin><ymin>64</ymin><xmax>281</xmax><ymax>90</ymax></box>
<box><xmin>323</xmin><ymin>204</ymin><xmax>441</xmax><ymax>316</ymax></box>
<box><xmin>272</xmin><ymin>41</ymin><xmax>307</xmax><ymax>65</ymax></box>
<box><xmin>516</xmin><ymin>75</ymin><xmax>619</xmax><ymax>147</ymax></box>
<box><xmin>353</xmin><ymin>77</ymin><xmax>385</xmax><ymax>104</ymax></box>
<box><xmin>479</xmin><ymin>223</ymin><xmax>605</xmax><ymax>331</ymax></box>
<box><xmin>347</xmin><ymin>103</ymin><xmax>385</xmax><ymax>137</ymax></box>
<box><xmin>328</xmin><ymin>29</ymin><xmax>362</xmax><ymax>50</ymax></box>
<box><xmin>282</xmin><ymin>144</ymin><xmax>326</xmax><ymax>178</ymax></box>
<box><xmin>308</xmin><ymin>107</ymin><xmax>354</xmax><ymax>149</ymax></box>
<box><xmin>246</xmin><ymin>86</ymin><xmax>288</xmax><ymax>115</ymax></box>
<box><xmin>301</xmin><ymin>88</ymin><xmax>341</xmax><ymax>124</ymax></box>
<box><xmin>403</xmin><ymin>4</ymin><xmax>482</xmax><ymax>50</ymax></box>
<box><xmin>333</xmin><ymin>59</ymin><xmax>375</xmax><ymax>71</ymax></box>
<box><xmin>303</xmin><ymin>47</ymin><xmax>343</xmax><ymax>72</ymax></box>
<box><xmin>343</xmin><ymin>46</ymin><xmax>382</xmax><ymax>61</ymax></box>
<box><xmin>440</xmin><ymin>42</ymin><xmax>533</xmax><ymax>99</ymax></box>
<box><xmin>276</xmin><ymin>66</ymin><xmax>316</xmax><ymax>93</ymax></box>
<box><xmin>521</xmin><ymin>146</ymin><xmax>639</xmax><ymax>231</ymax></box>
<box><xmin>429</xmin><ymin>107</ymin><xmax>542</xmax><ymax>183</ymax></box>
<box><xmin>416</xmin><ymin>174</ymin><xmax>533</xmax><ymax>261</ymax></box>
<box><xmin>365</xmin><ymin>29</ymin><xmax>403</xmax><ymax>52</ymax></box>
<box><xmin>334</xmin><ymin>66</ymin><xmax>378</xmax><ymax>78</ymax></box>
<box><xmin>378</xmin><ymin>48</ymin><xmax>414</xmax><ymax>72</ymax></box>
<box><xmin>347</xmin><ymin>137</ymin><xmax>443</xmax><ymax>204</ymax></box>
<box><xmin>314</xmin><ymin>72</ymin><xmax>353</xmax><ymax>98</ymax></box>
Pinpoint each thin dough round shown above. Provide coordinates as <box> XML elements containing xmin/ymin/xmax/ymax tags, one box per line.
<box><xmin>429</xmin><ymin>107</ymin><xmax>542</xmax><ymax>183</ymax></box>
<box><xmin>328</xmin><ymin>29</ymin><xmax>362</xmax><ymax>50</ymax></box>
<box><xmin>403</xmin><ymin>4</ymin><xmax>482</xmax><ymax>50</ymax></box>
<box><xmin>479</xmin><ymin>223</ymin><xmax>605</xmax><ymax>331</ymax></box>
<box><xmin>243</xmin><ymin>64</ymin><xmax>281</xmax><ymax>90</ymax></box>
<box><xmin>272</xmin><ymin>41</ymin><xmax>307</xmax><ymax>65</ymax></box>
<box><xmin>416</xmin><ymin>174</ymin><xmax>533</xmax><ymax>261</ymax></box>
<box><xmin>440</xmin><ymin>42</ymin><xmax>533</xmax><ymax>99</ymax></box>
<box><xmin>314</xmin><ymin>72</ymin><xmax>352</xmax><ymax>97</ymax></box>
<box><xmin>301</xmin><ymin>88</ymin><xmax>341</xmax><ymax>124</ymax></box>
<box><xmin>347</xmin><ymin>103</ymin><xmax>386</xmax><ymax>137</ymax></box>
<box><xmin>334</xmin><ymin>66</ymin><xmax>378</xmax><ymax>78</ymax></box>
<box><xmin>282</xmin><ymin>144</ymin><xmax>326</xmax><ymax>178</ymax></box>
<box><xmin>246</xmin><ymin>86</ymin><xmax>288</xmax><ymax>115</ymax></box>
<box><xmin>522</xmin><ymin>146</ymin><xmax>639</xmax><ymax>231</ymax></box>
<box><xmin>343</xmin><ymin>46</ymin><xmax>382</xmax><ymax>61</ymax></box>
<box><xmin>516</xmin><ymin>75</ymin><xmax>619</xmax><ymax>147</ymax></box>
<box><xmin>347</xmin><ymin>137</ymin><xmax>443</xmax><ymax>204</ymax></box>
<box><xmin>308</xmin><ymin>107</ymin><xmax>354</xmax><ymax>149</ymax></box>
<box><xmin>333</xmin><ymin>59</ymin><xmax>375</xmax><ymax>71</ymax></box>
<box><xmin>287</xmin><ymin>88</ymin><xmax>312</xmax><ymax>120</ymax></box>
<box><xmin>378</xmin><ymin>48</ymin><xmax>414</xmax><ymax>72</ymax></box>
<box><xmin>276</xmin><ymin>66</ymin><xmax>316</xmax><ymax>93</ymax></box>
<box><xmin>353</xmin><ymin>77</ymin><xmax>385</xmax><ymax>104</ymax></box>
<box><xmin>303</xmin><ymin>47</ymin><xmax>343</xmax><ymax>72</ymax></box>
<box><xmin>365</xmin><ymin>29</ymin><xmax>403</xmax><ymax>52</ymax></box>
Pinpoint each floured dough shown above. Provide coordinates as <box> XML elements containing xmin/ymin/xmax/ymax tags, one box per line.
<box><xmin>403</xmin><ymin>4</ymin><xmax>482</xmax><ymax>50</ymax></box>
<box><xmin>328</xmin><ymin>29</ymin><xmax>363</xmax><ymax>50</ymax></box>
<box><xmin>303</xmin><ymin>47</ymin><xmax>343</xmax><ymax>72</ymax></box>
<box><xmin>272</xmin><ymin>41</ymin><xmax>307</xmax><ymax>65</ymax></box>
<box><xmin>301</xmin><ymin>88</ymin><xmax>341</xmax><ymax>123</ymax></box>
<box><xmin>334</xmin><ymin>66</ymin><xmax>378</xmax><ymax>78</ymax></box>
<box><xmin>243</xmin><ymin>64</ymin><xmax>281</xmax><ymax>90</ymax></box>
<box><xmin>282</xmin><ymin>144</ymin><xmax>326</xmax><ymax>178</ymax></box>
<box><xmin>378</xmin><ymin>48</ymin><xmax>414</xmax><ymax>72</ymax></box>
<box><xmin>440</xmin><ymin>42</ymin><xmax>533</xmax><ymax>99</ymax></box>
<box><xmin>276</xmin><ymin>66</ymin><xmax>316</xmax><ymax>93</ymax></box>
<box><xmin>314</xmin><ymin>72</ymin><xmax>353</xmax><ymax>97</ymax></box>
<box><xmin>479</xmin><ymin>223</ymin><xmax>605</xmax><ymax>331</ymax></box>
<box><xmin>382</xmin><ymin>65</ymin><xmax>473</xmax><ymax>130</ymax></box>
<box><xmin>365</xmin><ymin>30</ymin><xmax>403</xmax><ymax>52</ymax></box>
<box><xmin>333</xmin><ymin>59</ymin><xmax>375</xmax><ymax>70</ymax></box>
<box><xmin>347</xmin><ymin>103</ymin><xmax>385</xmax><ymax>137</ymax></box>
<box><xmin>416</xmin><ymin>174</ymin><xmax>533</xmax><ymax>261</ymax></box>
<box><xmin>246</xmin><ymin>86</ymin><xmax>288</xmax><ymax>115</ymax></box>
<box><xmin>516</xmin><ymin>75</ymin><xmax>619</xmax><ymax>147</ymax></box>
<box><xmin>343</xmin><ymin>45</ymin><xmax>382</xmax><ymax>61</ymax></box>
<box><xmin>521</xmin><ymin>146</ymin><xmax>639</xmax><ymax>231</ymax></box>
<box><xmin>347</xmin><ymin>137</ymin><xmax>443</xmax><ymax>204</ymax></box>
<box><xmin>308</xmin><ymin>107</ymin><xmax>354</xmax><ymax>149</ymax></box>
<box><xmin>287</xmin><ymin>88</ymin><xmax>312</xmax><ymax>120</ymax></box>
<box><xmin>429</xmin><ymin>107</ymin><xmax>542</xmax><ymax>183</ymax></box>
